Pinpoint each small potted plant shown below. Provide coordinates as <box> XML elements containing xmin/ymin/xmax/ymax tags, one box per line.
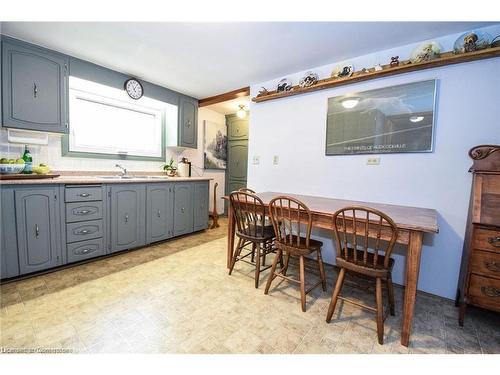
<box><xmin>163</xmin><ymin>158</ymin><xmax>177</xmax><ymax>177</ymax></box>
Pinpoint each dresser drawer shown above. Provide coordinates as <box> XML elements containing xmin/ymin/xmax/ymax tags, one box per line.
<box><xmin>472</xmin><ymin>227</ymin><xmax>500</xmax><ymax>253</ymax></box>
<box><xmin>67</xmin><ymin>238</ymin><xmax>105</xmax><ymax>263</ymax></box>
<box><xmin>468</xmin><ymin>274</ymin><xmax>500</xmax><ymax>312</ymax></box>
<box><xmin>66</xmin><ymin>201</ymin><xmax>103</xmax><ymax>223</ymax></box>
<box><xmin>471</xmin><ymin>250</ymin><xmax>500</xmax><ymax>279</ymax></box>
<box><xmin>66</xmin><ymin>219</ymin><xmax>103</xmax><ymax>243</ymax></box>
<box><xmin>65</xmin><ymin>186</ymin><xmax>103</xmax><ymax>202</ymax></box>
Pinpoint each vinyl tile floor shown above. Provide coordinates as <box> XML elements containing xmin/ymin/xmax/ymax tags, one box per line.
<box><xmin>1</xmin><ymin>219</ymin><xmax>499</xmax><ymax>354</ymax></box>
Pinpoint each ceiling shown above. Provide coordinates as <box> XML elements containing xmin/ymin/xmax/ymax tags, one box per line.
<box><xmin>205</xmin><ymin>97</ymin><xmax>250</xmax><ymax>115</ymax></box>
<box><xmin>0</xmin><ymin>22</ymin><xmax>494</xmax><ymax>99</ymax></box>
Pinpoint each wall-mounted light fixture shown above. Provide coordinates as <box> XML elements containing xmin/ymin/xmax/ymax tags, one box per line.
<box><xmin>236</xmin><ymin>104</ymin><xmax>246</xmax><ymax>119</ymax></box>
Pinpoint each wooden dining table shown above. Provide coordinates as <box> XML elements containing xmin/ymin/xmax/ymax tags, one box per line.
<box><xmin>223</xmin><ymin>191</ymin><xmax>439</xmax><ymax>347</ymax></box>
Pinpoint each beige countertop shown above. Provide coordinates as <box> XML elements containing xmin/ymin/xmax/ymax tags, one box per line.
<box><xmin>0</xmin><ymin>174</ymin><xmax>212</xmax><ymax>185</ymax></box>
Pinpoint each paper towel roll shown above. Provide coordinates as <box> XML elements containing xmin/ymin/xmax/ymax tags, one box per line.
<box><xmin>177</xmin><ymin>162</ymin><xmax>190</xmax><ymax>177</ymax></box>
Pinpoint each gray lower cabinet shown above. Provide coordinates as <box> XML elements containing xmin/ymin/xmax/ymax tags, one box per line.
<box><xmin>109</xmin><ymin>184</ymin><xmax>146</xmax><ymax>253</ymax></box>
<box><xmin>1</xmin><ymin>37</ymin><xmax>69</xmax><ymax>133</ymax></box>
<box><xmin>173</xmin><ymin>183</ymin><xmax>194</xmax><ymax>236</ymax></box>
<box><xmin>14</xmin><ymin>187</ymin><xmax>62</xmax><ymax>274</ymax></box>
<box><xmin>193</xmin><ymin>181</ymin><xmax>209</xmax><ymax>231</ymax></box>
<box><xmin>1</xmin><ymin>187</ymin><xmax>20</xmax><ymax>278</ymax></box>
<box><xmin>146</xmin><ymin>184</ymin><xmax>174</xmax><ymax>243</ymax></box>
<box><xmin>178</xmin><ymin>96</ymin><xmax>198</xmax><ymax>148</ymax></box>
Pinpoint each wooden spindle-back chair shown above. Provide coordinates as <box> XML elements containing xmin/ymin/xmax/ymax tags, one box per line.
<box><xmin>326</xmin><ymin>206</ymin><xmax>399</xmax><ymax>344</ymax></box>
<box><xmin>238</xmin><ymin>187</ymin><xmax>256</xmax><ymax>194</ymax></box>
<box><xmin>264</xmin><ymin>196</ymin><xmax>327</xmax><ymax>312</ymax></box>
<box><xmin>228</xmin><ymin>191</ymin><xmax>276</xmax><ymax>288</ymax></box>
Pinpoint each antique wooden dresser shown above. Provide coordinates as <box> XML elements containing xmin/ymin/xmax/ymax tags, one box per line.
<box><xmin>457</xmin><ymin>145</ymin><xmax>500</xmax><ymax>325</ymax></box>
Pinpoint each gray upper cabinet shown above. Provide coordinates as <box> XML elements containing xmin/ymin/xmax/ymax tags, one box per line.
<box><xmin>146</xmin><ymin>184</ymin><xmax>174</xmax><ymax>244</ymax></box>
<box><xmin>179</xmin><ymin>96</ymin><xmax>198</xmax><ymax>148</ymax></box>
<box><xmin>227</xmin><ymin>115</ymin><xmax>249</xmax><ymax>141</ymax></box>
<box><xmin>227</xmin><ymin>141</ymin><xmax>249</xmax><ymax>181</ymax></box>
<box><xmin>193</xmin><ymin>181</ymin><xmax>209</xmax><ymax>232</ymax></box>
<box><xmin>15</xmin><ymin>187</ymin><xmax>61</xmax><ymax>274</ymax></box>
<box><xmin>1</xmin><ymin>37</ymin><xmax>69</xmax><ymax>133</ymax></box>
<box><xmin>109</xmin><ymin>184</ymin><xmax>146</xmax><ymax>253</ymax></box>
<box><xmin>173</xmin><ymin>183</ymin><xmax>194</xmax><ymax>236</ymax></box>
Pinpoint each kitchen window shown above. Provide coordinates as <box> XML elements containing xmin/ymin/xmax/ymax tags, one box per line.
<box><xmin>63</xmin><ymin>77</ymin><xmax>177</xmax><ymax>161</ymax></box>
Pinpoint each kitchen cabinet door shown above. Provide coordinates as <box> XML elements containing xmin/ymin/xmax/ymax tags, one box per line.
<box><xmin>193</xmin><ymin>181</ymin><xmax>209</xmax><ymax>232</ymax></box>
<box><xmin>178</xmin><ymin>96</ymin><xmax>197</xmax><ymax>148</ymax></box>
<box><xmin>146</xmin><ymin>184</ymin><xmax>174</xmax><ymax>243</ymax></box>
<box><xmin>227</xmin><ymin>141</ymin><xmax>248</xmax><ymax>181</ymax></box>
<box><xmin>15</xmin><ymin>187</ymin><xmax>61</xmax><ymax>274</ymax></box>
<box><xmin>110</xmin><ymin>184</ymin><xmax>146</xmax><ymax>252</ymax></box>
<box><xmin>227</xmin><ymin>114</ymin><xmax>249</xmax><ymax>141</ymax></box>
<box><xmin>2</xmin><ymin>37</ymin><xmax>69</xmax><ymax>133</ymax></box>
<box><xmin>173</xmin><ymin>183</ymin><xmax>194</xmax><ymax>236</ymax></box>
<box><xmin>1</xmin><ymin>187</ymin><xmax>20</xmax><ymax>278</ymax></box>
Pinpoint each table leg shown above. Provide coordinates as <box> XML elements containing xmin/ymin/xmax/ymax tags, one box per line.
<box><xmin>401</xmin><ymin>230</ymin><xmax>423</xmax><ymax>347</ymax></box>
<box><xmin>227</xmin><ymin>203</ymin><xmax>235</xmax><ymax>269</ymax></box>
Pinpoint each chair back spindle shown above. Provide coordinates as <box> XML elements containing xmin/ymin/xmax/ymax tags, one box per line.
<box><xmin>229</xmin><ymin>191</ymin><xmax>267</xmax><ymax>240</ymax></box>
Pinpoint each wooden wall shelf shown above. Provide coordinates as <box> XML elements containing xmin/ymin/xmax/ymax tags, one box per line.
<box><xmin>252</xmin><ymin>47</ymin><xmax>500</xmax><ymax>103</ymax></box>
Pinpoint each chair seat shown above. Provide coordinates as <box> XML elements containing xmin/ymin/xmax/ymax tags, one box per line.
<box><xmin>237</xmin><ymin>224</ymin><xmax>275</xmax><ymax>241</ymax></box>
<box><xmin>336</xmin><ymin>248</ymin><xmax>394</xmax><ymax>278</ymax></box>
<box><xmin>276</xmin><ymin>235</ymin><xmax>323</xmax><ymax>255</ymax></box>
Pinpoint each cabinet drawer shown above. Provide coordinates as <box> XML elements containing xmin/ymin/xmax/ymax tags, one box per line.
<box><xmin>66</xmin><ymin>201</ymin><xmax>103</xmax><ymax>223</ymax></box>
<box><xmin>65</xmin><ymin>186</ymin><xmax>103</xmax><ymax>202</ymax></box>
<box><xmin>471</xmin><ymin>250</ymin><xmax>500</xmax><ymax>279</ymax></box>
<box><xmin>473</xmin><ymin>227</ymin><xmax>500</xmax><ymax>253</ymax></box>
<box><xmin>468</xmin><ymin>274</ymin><xmax>500</xmax><ymax>312</ymax></box>
<box><xmin>67</xmin><ymin>238</ymin><xmax>105</xmax><ymax>263</ymax></box>
<box><xmin>66</xmin><ymin>219</ymin><xmax>103</xmax><ymax>243</ymax></box>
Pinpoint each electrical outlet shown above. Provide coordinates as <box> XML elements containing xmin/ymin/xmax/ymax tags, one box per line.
<box><xmin>273</xmin><ymin>155</ymin><xmax>279</xmax><ymax>165</ymax></box>
<box><xmin>366</xmin><ymin>157</ymin><xmax>381</xmax><ymax>165</ymax></box>
<box><xmin>253</xmin><ymin>155</ymin><xmax>260</xmax><ymax>165</ymax></box>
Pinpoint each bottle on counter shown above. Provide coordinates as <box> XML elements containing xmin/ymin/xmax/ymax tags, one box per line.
<box><xmin>22</xmin><ymin>145</ymin><xmax>33</xmax><ymax>174</ymax></box>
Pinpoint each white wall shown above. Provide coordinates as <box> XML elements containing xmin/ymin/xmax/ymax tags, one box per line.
<box><xmin>0</xmin><ymin>108</ymin><xmax>226</xmax><ymax>215</ymax></box>
<box><xmin>248</xmin><ymin>26</ymin><xmax>500</xmax><ymax>299</ymax></box>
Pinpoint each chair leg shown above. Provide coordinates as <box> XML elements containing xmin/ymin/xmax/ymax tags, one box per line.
<box><xmin>375</xmin><ymin>277</ymin><xmax>384</xmax><ymax>345</ymax></box>
<box><xmin>459</xmin><ymin>301</ymin><xmax>466</xmax><ymax>327</ymax></box>
<box><xmin>228</xmin><ymin>237</ymin><xmax>243</xmax><ymax>275</ymax></box>
<box><xmin>250</xmin><ymin>242</ymin><xmax>256</xmax><ymax>263</ymax></box>
<box><xmin>326</xmin><ymin>267</ymin><xmax>345</xmax><ymax>322</ymax></box>
<box><xmin>317</xmin><ymin>250</ymin><xmax>327</xmax><ymax>292</ymax></box>
<box><xmin>262</xmin><ymin>241</ymin><xmax>267</xmax><ymax>267</ymax></box>
<box><xmin>387</xmin><ymin>276</ymin><xmax>395</xmax><ymax>316</ymax></box>
<box><xmin>264</xmin><ymin>248</ymin><xmax>282</xmax><ymax>295</ymax></box>
<box><xmin>299</xmin><ymin>255</ymin><xmax>306</xmax><ymax>312</ymax></box>
<box><xmin>282</xmin><ymin>251</ymin><xmax>291</xmax><ymax>276</ymax></box>
<box><xmin>254</xmin><ymin>242</ymin><xmax>261</xmax><ymax>289</ymax></box>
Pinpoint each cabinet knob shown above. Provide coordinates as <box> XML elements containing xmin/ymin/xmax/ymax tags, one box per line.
<box><xmin>186</xmin><ymin>121</ymin><xmax>191</xmax><ymax>128</ymax></box>
<box><xmin>157</xmin><ymin>210</ymin><xmax>161</xmax><ymax>218</ymax></box>
<box><xmin>481</xmin><ymin>286</ymin><xmax>500</xmax><ymax>298</ymax></box>
<box><xmin>487</xmin><ymin>236</ymin><xmax>500</xmax><ymax>248</ymax></box>
<box><xmin>33</xmin><ymin>83</ymin><xmax>38</xmax><ymax>98</ymax></box>
<box><xmin>77</xmin><ymin>229</ymin><xmax>90</xmax><ymax>235</ymax></box>
<box><xmin>35</xmin><ymin>224</ymin><xmax>40</xmax><ymax>238</ymax></box>
<box><xmin>484</xmin><ymin>261</ymin><xmax>500</xmax><ymax>272</ymax></box>
<box><xmin>125</xmin><ymin>214</ymin><xmax>129</xmax><ymax>223</ymax></box>
<box><xmin>181</xmin><ymin>207</ymin><xmax>185</xmax><ymax>213</ymax></box>
<box><xmin>78</xmin><ymin>193</ymin><xmax>91</xmax><ymax>198</ymax></box>
<box><xmin>76</xmin><ymin>210</ymin><xmax>91</xmax><ymax>215</ymax></box>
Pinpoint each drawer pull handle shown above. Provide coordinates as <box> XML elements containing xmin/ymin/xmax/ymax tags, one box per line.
<box><xmin>33</xmin><ymin>82</ymin><xmax>38</xmax><ymax>98</ymax></box>
<box><xmin>484</xmin><ymin>261</ymin><xmax>500</xmax><ymax>272</ymax></box>
<box><xmin>181</xmin><ymin>207</ymin><xmax>185</xmax><ymax>213</ymax></box>
<box><xmin>75</xmin><ymin>210</ymin><xmax>91</xmax><ymax>215</ymax></box>
<box><xmin>76</xmin><ymin>229</ymin><xmax>91</xmax><ymax>235</ymax></box>
<box><xmin>481</xmin><ymin>286</ymin><xmax>500</xmax><ymax>298</ymax></box>
<box><xmin>77</xmin><ymin>248</ymin><xmax>96</xmax><ymax>255</ymax></box>
<box><xmin>487</xmin><ymin>236</ymin><xmax>500</xmax><ymax>248</ymax></box>
<box><xmin>35</xmin><ymin>224</ymin><xmax>40</xmax><ymax>238</ymax></box>
<box><xmin>157</xmin><ymin>210</ymin><xmax>161</xmax><ymax>218</ymax></box>
<box><xmin>78</xmin><ymin>193</ymin><xmax>91</xmax><ymax>198</ymax></box>
<box><xmin>125</xmin><ymin>214</ymin><xmax>129</xmax><ymax>223</ymax></box>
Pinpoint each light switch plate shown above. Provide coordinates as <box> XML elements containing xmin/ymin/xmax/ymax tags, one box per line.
<box><xmin>366</xmin><ymin>157</ymin><xmax>381</xmax><ymax>165</ymax></box>
<box><xmin>253</xmin><ymin>155</ymin><xmax>260</xmax><ymax>165</ymax></box>
<box><xmin>273</xmin><ymin>155</ymin><xmax>279</xmax><ymax>165</ymax></box>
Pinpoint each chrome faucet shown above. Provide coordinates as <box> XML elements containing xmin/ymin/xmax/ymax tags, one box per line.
<box><xmin>115</xmin><ymin>164</ymin><xmax>128</xmax><ymax>176</ymax></box>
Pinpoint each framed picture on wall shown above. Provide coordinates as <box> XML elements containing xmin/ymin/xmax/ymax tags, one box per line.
<box><xmin>204</xmin><ymin>120</ymin><xmax>227</xmax><ymax>170</ymax></box>
<box><xmin>325</xmin><ymin>79</ymin><xmax>437</xmax><ymax>155</ymax></box>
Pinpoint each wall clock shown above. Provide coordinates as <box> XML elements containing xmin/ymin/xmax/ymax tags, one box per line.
<box><xmin>124</xmin><ymin>78</ymin><xmax>143</xmax><ymax>100</ymax></box>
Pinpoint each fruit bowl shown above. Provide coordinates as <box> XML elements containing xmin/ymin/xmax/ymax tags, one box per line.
<box><xmin>0</xmin><ymin>164</ymin><xmax>25</xmax><ymax>174</ymax></box>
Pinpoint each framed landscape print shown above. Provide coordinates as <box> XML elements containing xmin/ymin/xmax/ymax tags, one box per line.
<box><xmin>325</xmin><ymin>80</ymin><xmax>437</xmax><ymax>155</ymax></box>
<box><xmin>204</xmin><ymin>120</ymin><xmax>227</xmax><ymax>170</ymax></box>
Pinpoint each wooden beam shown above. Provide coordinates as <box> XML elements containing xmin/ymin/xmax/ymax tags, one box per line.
<box><xmin>199</xmin><ymin>87</ymin><xmax>250</xmax><ymax>107</ymax></box>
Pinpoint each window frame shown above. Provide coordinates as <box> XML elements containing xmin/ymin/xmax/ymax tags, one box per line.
<box><xmin>62</xmin><ymin>78</ymin><xmax>168</xmax><ymax>162</ymax></box>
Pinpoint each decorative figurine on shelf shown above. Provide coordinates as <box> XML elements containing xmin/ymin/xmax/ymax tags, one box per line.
<box><xmin>454</xmin><ymin>31</ymin><xmax>491</xmax><ymax>54</ymax></box>
<box><xmin>331</xmin><ymin>64</ymin><xmax>354</xmax><ymax>78</ymax></box>
<box><xmin>410</xmin><ymin>41</ymin><xmax>441</xmax><ymax>63</ymax></box>
<box><xmin>360</xmin><ymin>67</ymin><xmax>371</xmax><ymax>74</ymax></box>
<box><xmin>257</xmin><ymin>87</ymin><xmax>269</xmax><ymax>97</ymax></box>
<box><xmin>299</xmin><ymin>71</ymin><xmax>318</xmax><ymax>88</ymax></box>
<box><xmin>389</xmin><ymin>56</ymin><xmax>400</xmax><ymax>67</ymax></box>
<box><xmin>276</xmin><ymin>78</ymin><xmax>293</xmax><ymax>93</ymax></box>
<box><xmin>374</xmin><ymin>63</ymin><xmax>383</xmax><ymax>71</ymax></box>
